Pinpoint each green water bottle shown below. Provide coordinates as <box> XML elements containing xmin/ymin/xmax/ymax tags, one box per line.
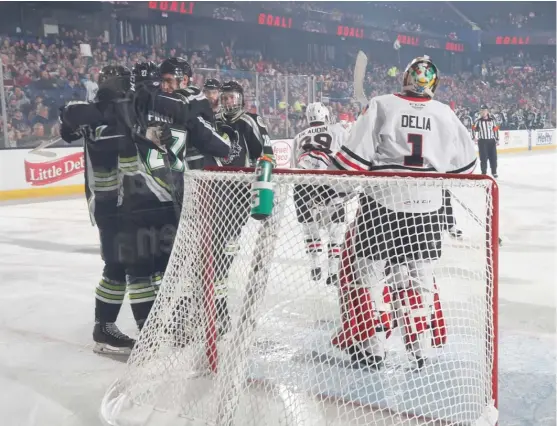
<box><xmin>250</xmin><ymin>155</ymin><xmax>275</xmax><ymax>220</ymax></box>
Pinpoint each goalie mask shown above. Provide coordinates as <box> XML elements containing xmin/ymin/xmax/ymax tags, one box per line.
<box><xmin>306</xmin><ymin>102</ymin><xmax>330</xmax><ymax>125</ymax></box>
<box><xmin>402</xmin><ymin>56</ymin><xmax>440</xmax><ymax>99</ymax></box>
<box><xmin>220</xmin><ymin>80</ymin><xmax>245</xmax><ymax>122</ymax></box>
<box><xmin>159</xmin><ymin>57</ymin><xmax>192</xmax><ymax>93</ymax></box>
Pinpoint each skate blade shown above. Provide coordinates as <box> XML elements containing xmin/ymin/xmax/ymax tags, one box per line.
<box><xmin>93</xmin><ymin>342</ymin><xmax>132</xmax><ymax>356</ymax></box>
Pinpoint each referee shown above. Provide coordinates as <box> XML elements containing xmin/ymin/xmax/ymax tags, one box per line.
<box><xmin>473</xmin><ymin>105</ymin><xmax>499</xmax><ymax>178</ymax></box>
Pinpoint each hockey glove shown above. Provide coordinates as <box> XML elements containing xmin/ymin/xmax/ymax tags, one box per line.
<box><xmin>215</xmin><ymin>121</ymin><xmax>239</xmax><ymax>146</ymax></box>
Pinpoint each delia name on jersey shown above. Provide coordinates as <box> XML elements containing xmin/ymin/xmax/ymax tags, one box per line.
<box><xmin>401</xmin><ymin>115</ymin><xmax>431</xmax><ymax>131</ymax></box>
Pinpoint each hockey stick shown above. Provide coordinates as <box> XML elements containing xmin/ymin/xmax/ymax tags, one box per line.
<box><xmin>214</xmin><ymin>188</ymin><xmax>288</xmax><ymax>426</ymax></box>
<box><xmin>353</xmin><ymin>51</ymin><xmax>368</xmax><ymax>107</ymax></box>
<box><xmin>28</xmin><ymin>137</ymin><xmax>62</xmax><ymax>158</ymax></box>
<box><xmin>448</xmin><ymin>189</ymin><xmax>503</xmax><ymax>246</ymax></box>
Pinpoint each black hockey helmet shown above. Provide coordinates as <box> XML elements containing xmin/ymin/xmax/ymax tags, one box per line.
<box><xmin>220</xmin><ymin>80</ymin><xmax>245</xmax><ymax>121</ymax></box>
<box><xmin>97</xmin><ymin>65</ymin><xmax>131</xmax><ymax>101</ymax></box>
<box><xmin>159</xmin><ymin>57</ymin><xmax>192</xmax><ymax>79</ymax></box>
<box><xmin>132</xmin><ymin>61</ymin><xmax>160</xmax><ymax>83</ymax></box>
<box><xmin>98</xmin><ymin>65</ymin><xmax>131</xmax><ymax>86</ymax></box>
<box><xmin>204</xmin><ymin>78</ymin><xmax>221</xmax><ymax>91</ymax></box>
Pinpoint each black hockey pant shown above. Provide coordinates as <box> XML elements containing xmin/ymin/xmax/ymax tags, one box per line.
<box><xmin>441</xmin><ymin>189</ymin><xmax>456</xmax><ymax>229</ymax></box>
<box><xmin>478</xmin><ymin>139</ymin><xmax>497</xmax><ymax>175</ymax></box>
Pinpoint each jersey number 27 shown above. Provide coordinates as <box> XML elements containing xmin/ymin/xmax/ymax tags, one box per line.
<box><xmin>146</xmin><ymin>129</ymin><xmax>187</xmax><ymax>172</ymax></box>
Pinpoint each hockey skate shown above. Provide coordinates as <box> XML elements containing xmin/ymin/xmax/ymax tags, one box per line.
<box><xmin>347</xmin><ymin>341</ymin><xmax>384</xmax><ymax>370</ymax></box>
<box><xmin>216</xmin><ymin>298</ymin><xmax>231</xmax><ymax>337</ymax></box>
<box><xmin>311</xmin><ymin>267</ymin><xmax>322</xmax><ymax>281</ymax></box>
<box><xmin>93</xmin><ymin>322</ymin><xmax>135</xmax><ymax>355</ymax></box>
<box><xmin>447</xmin><ymin>225</ymin><xmax>463</xmax><ymax>239</ymax></box>
<box><xmin>326</xmin><ymin>273</ymin><xmax>339</xmax><ymax>286</ymax></box>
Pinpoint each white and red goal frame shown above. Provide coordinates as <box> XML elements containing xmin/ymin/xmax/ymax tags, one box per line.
<box><xmin>198</xmin><ymin>167</ymin><xmax>500</xmax><ymax>424</ymax></box>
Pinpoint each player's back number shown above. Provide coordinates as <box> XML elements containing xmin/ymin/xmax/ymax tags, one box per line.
<box><xmin>300</xmin><ymin>133</ymin><xmax>332</xmax><ymax>151</ymax></box>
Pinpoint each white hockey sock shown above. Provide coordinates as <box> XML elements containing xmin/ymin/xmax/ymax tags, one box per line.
<box><xmin>327</xmin><ymin>222</ymin><xmax>344</xmax><ymax>277</ymax></box>
<box><xmin>302</xmin><ymin>222</ymin><xmax>322</xmax><ymax>270</ymax></box>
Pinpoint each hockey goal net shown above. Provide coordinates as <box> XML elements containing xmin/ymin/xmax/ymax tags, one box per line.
<box><xmin>101</xmin><ymin>168</ymin><xmax>499</xmax><ymax>426</ymax></box>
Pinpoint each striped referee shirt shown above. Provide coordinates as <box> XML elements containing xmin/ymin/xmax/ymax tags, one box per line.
<box><xmin>473</xmin><ymin>115</ymin><xmax>499</xmax><ymax>141</ymax></box>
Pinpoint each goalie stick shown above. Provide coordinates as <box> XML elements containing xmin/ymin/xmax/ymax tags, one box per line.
<box><xmin>353</xmin><ymin>51</ymin><xmax>368</xmax><ymax>107</ymax></box>
<box><xmin>448</xmin><ymin>189</ymin><xmax>503</xmax><ymax>246</ymax></box>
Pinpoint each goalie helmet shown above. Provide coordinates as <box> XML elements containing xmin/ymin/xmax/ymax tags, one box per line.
<box><xmin>306</xmin><ymin>102</ymin><xmax>330</xmax><ymax>125</ymax></box>
<box><xmin>220</xmin><ymin>80</ymin><xmax>245</xmax><ymax>122</ymax></box>
<box><xmin>402</xmin><ymin>56</ymin><xmax>440</xmax><ymax>99</ymax></box>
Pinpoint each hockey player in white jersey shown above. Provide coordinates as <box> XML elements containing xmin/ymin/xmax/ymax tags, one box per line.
<box><xmin>329</xmin><ymin>56</ymin><xmax>477</xmax><ymax>369</ymax></box>
<box><xmin>293</xmin><ymin>102</ymin><xmax>348</xmax><ymax>286</ymax></box>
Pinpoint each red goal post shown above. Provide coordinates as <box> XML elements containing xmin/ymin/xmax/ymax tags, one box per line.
<box><xmin>101</xmin><ymin>168</ymin><xmax>499</xmax><ymax>426</ymax></box>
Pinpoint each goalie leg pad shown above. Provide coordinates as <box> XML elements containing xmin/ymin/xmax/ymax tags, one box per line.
<box><xmin>332</xmin><ymin>253</ymin><xmax>387</xmax><ymax>350</ymax></box>
<box><xmin>430</xmin><ymin>280</ymin><xmax>447</xmax><ymax>347</ymax></box>
<box><xmin>394</xmin><ymin>260</ymin><xmax>437</xmax><ymax>358</ymax></box>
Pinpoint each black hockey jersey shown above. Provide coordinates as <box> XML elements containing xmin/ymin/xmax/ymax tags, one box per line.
<box><xmin>60</xmin><ymin>101</ymin><xmax>124</xmax><ymax>227</ymax></box>
<box><xmin>174</xmin><ymin>86</ymin><xmax>219</xmax><ymax>170</ymax></box>
<box><xmin>215</xmin><ymin>111</ymin><xmax>273</xmax><ymax>167</ymax></box>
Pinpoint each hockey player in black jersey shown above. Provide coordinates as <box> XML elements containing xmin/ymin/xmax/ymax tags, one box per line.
<box><xmin>158</xmin><ymin>57</ymin><xmax>232</xmax><ymax>170</ymax></box>
<box><xmin>60</xmin><ymin>65</ymin><xmax>136</xmax><ymax>354</ymax></box>
<box><xmin>203</xmin><ymin>78</ymin><xmax>221</xmax><ymax>115</ymax></box>
<box><xmin>210</xmin><ymin>80</ymin><xmax>274</xmax><ymax>333</ymax></box>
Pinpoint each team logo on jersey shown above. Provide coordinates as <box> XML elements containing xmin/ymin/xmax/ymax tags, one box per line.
<box><xmin>256</xmin><ymin>115</ymin><xmax>267</xmax><ymax>128</ymax></box>
<box><xmin>409</xmin><ymin>102</ymin><xmax>425</xmax><ymax>110</ymax></box>
<box><xmin>221</xmin><ymin>137</ymin><xmax>242</xmax><ymax>165</ymax></box>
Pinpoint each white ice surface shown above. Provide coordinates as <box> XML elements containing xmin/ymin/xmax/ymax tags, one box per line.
<box><xmin>0</xmin><ymin>151</ymin><xmax>555</xmax><ymax>426</ymax></box>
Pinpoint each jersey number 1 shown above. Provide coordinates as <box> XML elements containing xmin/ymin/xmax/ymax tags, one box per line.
<box><xmin>404</xmin><ymin>134</ymin><xmax>424</xmax><ymax>167</ymax></box>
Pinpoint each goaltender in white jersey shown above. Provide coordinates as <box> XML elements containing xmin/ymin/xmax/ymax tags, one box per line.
<box><xmin>292</xmin><ymin>102</ymin><xmax>349</xmax><ymax>286</ymax></box>
<box><xmin>329</xmin><ymin>56</ymin><xmax>477</xmax><ymax>370</ymax></box>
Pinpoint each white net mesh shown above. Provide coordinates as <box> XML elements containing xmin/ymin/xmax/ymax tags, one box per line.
<box><xmin>101</xmin><ymin>169</ymin><xmax>498</xmax><ymax>426</ymax></box>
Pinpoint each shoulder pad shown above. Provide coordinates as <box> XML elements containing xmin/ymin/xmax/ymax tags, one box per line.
<box><xmin>247</xmin><ymin>113</ymin><xmax>267</xmax><ymax>129</ymax></box>
<box><xmin>66</xmin><ymin>100</ymin><xmax>89</xmax><ymax>107</ymax></box>
<box><xmin>186</xmin><ymin>85</ymin><xmax>202</xmax><ymax>95</ymax></box>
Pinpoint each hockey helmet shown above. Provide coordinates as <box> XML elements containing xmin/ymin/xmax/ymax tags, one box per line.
<box><xmin>306</xmin><ymin>102</ymin><xmax>330</xmax><ymax>125</ymax></box>
<box><xmin>204</xmin><ymin>78</ymin><xmax>221</xmax><ymax>110</ymax></box>
<box><xmin>97</xmin><ymin>65</ymin><xmax>131</xmax><ymax>100</ymax></box>
<box><xmin>160</xmin><ymin>57</ymin><xmax>193</xmax><ymax>79</ymax></box>
<box><xmin>132</xmin><ymin>61</ymin><xmax>160</xmax><ymax>83</ymax></box>
<box><xmin>204</xmin><ymin>78</ymin><xmax>221</xmax><ymax>91</ymax></box>
<box><xmin>220</xmin><ymin>80</ymin><xmax>245</xmax><ymax>121</ymax></box>
<box><xmin>402</xmin><ymin>56</ymin><xmax>440</xmax><ymax>98</ymax></box>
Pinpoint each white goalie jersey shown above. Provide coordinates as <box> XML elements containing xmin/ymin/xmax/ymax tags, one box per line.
<box><xmin>331</xmin><ymin>93</ymin><xmax>477</xmax><ymax>213</ymax></box>
<box><xmin>294</xmin><ymin>123</ymin><xmax>348</xmax><ymax>170</ymax></box>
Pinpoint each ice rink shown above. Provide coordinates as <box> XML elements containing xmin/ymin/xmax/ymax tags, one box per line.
<box><xmin>0</xmin><ymin>150</ymin><xmax>555</xmax><ymax>426</ymax></box>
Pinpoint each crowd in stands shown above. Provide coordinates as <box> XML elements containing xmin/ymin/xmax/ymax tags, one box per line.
<box><xmin>0</xmin><ymin>27</ymin><xmax>555</xmax><ymax>148</ymax></box>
